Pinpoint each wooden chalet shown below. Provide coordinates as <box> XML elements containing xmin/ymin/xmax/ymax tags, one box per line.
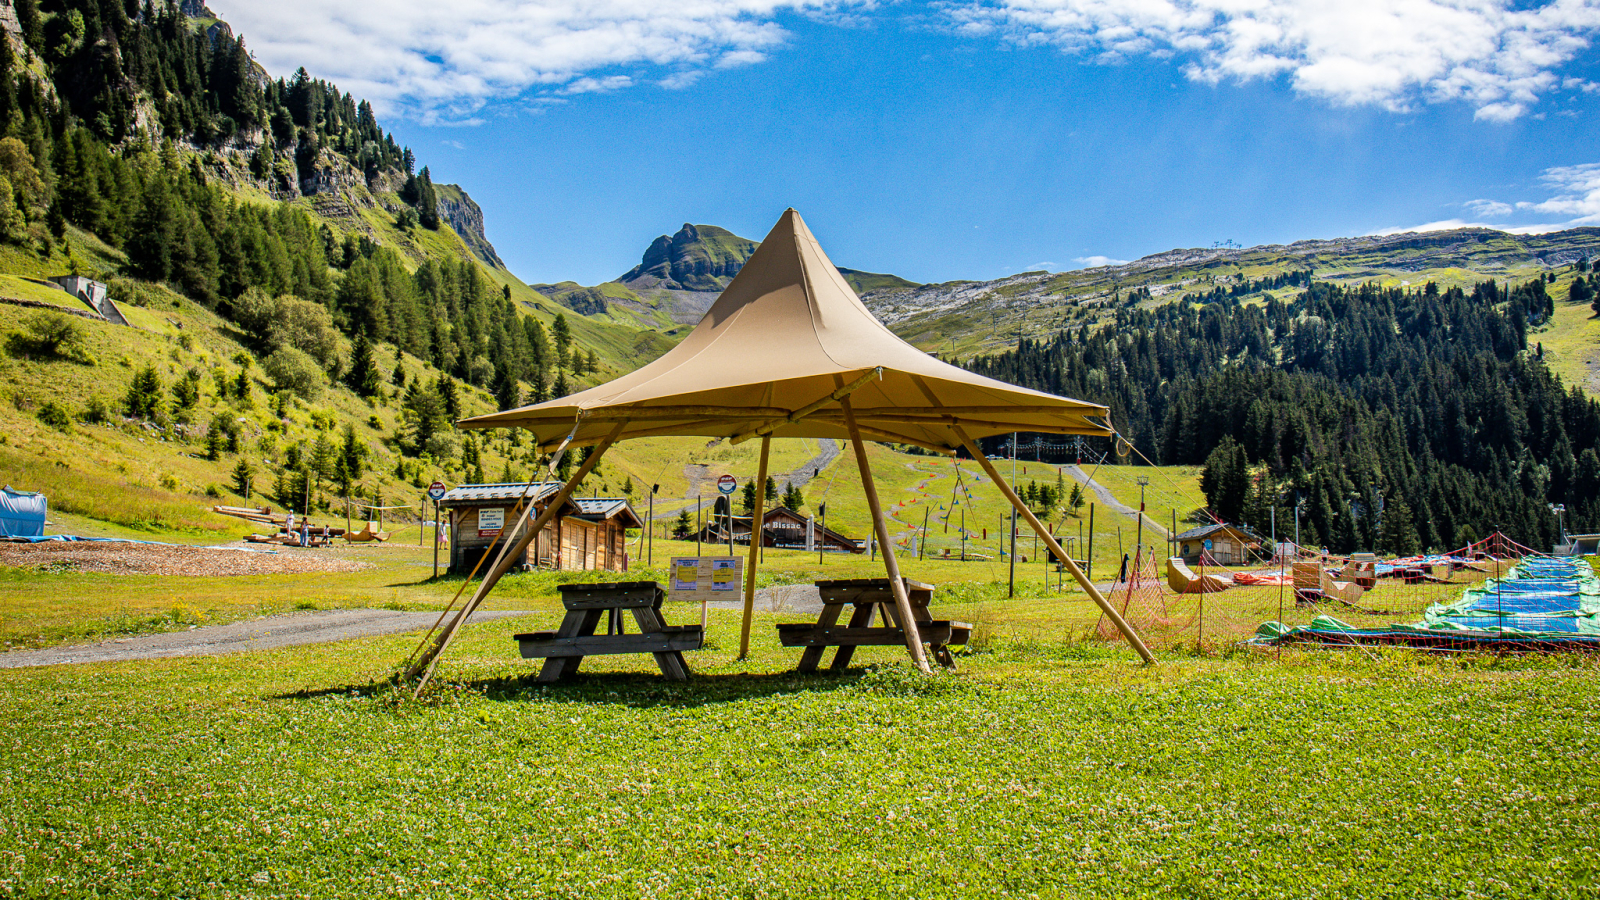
<box><xmin>438</xmin><ymin>483</ymin><xmax>641</xmax><ymax>575</ymax></box>
<box><xmin>1172</xmin><ymin>523</ymin><xmax>1261</xmax><ymax>565</ymax></box>
<box><xmin>696</xmin><ymin>506</ymin><xmax>862</xmax><ymax>553</ymax></box>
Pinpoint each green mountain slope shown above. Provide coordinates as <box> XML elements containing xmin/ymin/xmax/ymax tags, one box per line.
<box><xmin>866</xmin><ymin>227</ymin><xmax>1600</xmax><ymax>361</ymax></box>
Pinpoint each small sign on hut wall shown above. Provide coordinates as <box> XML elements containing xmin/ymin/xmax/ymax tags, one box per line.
<box><xmin>668</xmin><ymin>556</ymin><xmax>742</xmax><ymax>602</ymax></box>
<box><xmin>477</xmin><ymin>507</ymin><xmax>505</xmax><ymax>538</ymax></box>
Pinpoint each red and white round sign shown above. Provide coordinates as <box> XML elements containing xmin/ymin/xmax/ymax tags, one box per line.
<box><xmin>716</xmin><ymin>474</ymin><xmax>738</xmax><ymax>494</ymax></box>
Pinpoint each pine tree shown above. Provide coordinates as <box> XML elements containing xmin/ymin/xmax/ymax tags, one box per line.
<box><xmin>741</xmin><ymin>480</ymin><xmax>756</xmax><ymax>515</ymax></box>
<box><xmin>674</xmin><ymin>509</ymin><xmax>691</xmax><ymax>539</ymax></box>
<box><xmin>416</xmin><ymin>167</ymin><xmax>439</xmax><ymax>229</ymax></box>
<box><xmin>347</xmin><ymin>332</ymin><xmax>380</xmax><ymax>397</ymax></box>
<box><xmin>764</xmin><ymin>475</ymin><xmax>778</xmax><ymax>502</ymax></box>
<box><xmin>124</xmin><ymin>365</ymin><xmax>164</xmax><ymax>420</ymax></box>
<box><xmin>552</xmin><ymin>314</ymin><xmax>571</xmax><ymax>369</ymax></box>
<box><xmin>232</xmin><ymin>458</ymin><xmax>255</xmax><ymax>500</ymax></box>
<box><xmin>1378</xmin><ymin>497</ymin><xmax>1422</xmax><ymax>556</ymax></box>
<box><xmin>340</xmin><ymin>423</ymin><xmax>364</xmax><ymax>481</ymax></box>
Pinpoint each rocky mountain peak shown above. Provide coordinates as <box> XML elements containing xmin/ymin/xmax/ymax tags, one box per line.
<box><xmin>618</xmin><ymin>223</ymin><xmax>758</xmax><ymax>292</ymax></box>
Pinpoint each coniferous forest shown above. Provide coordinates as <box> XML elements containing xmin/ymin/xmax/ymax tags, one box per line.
<box><xmin>964</xmin><ymin>276</ymin><xmax>1600</xmax><ymax>553</ymax></box>
<box><xmin>14</xmin><ymin>0</ymin><xmax>567</xmax><ymax>413</ymax></box>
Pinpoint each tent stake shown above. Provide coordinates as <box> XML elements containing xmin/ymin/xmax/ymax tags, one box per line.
<box><xmin>739</xmin><ymin>434</ymin><xmax>771</xmax><ymax>660</ymax></box>
<box><xmin>954</xmin><ymin>426</ymin><xmax>1155</xmax><ymax>665</ymax></box>
<box><xmin>407</xmin><ymin>420</ymin><xmax>627</xmax><ymax>687</ymax></box>
<box><xmin>843</xmin><ymin>395</ymin><xmax>932</xmax><ymax>674</ymax></box>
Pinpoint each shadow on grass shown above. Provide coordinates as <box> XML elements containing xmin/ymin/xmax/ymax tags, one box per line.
<box><xmin>272</xmin><ymin>663</ymin><xmax>981</xmax><ymax>709</ymax></box>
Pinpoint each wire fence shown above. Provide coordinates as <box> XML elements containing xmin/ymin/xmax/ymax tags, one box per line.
<box><xmin>1087</xmin><ymin>532</ymin><xmax>1597</xmax><ymax>654</ymax></box>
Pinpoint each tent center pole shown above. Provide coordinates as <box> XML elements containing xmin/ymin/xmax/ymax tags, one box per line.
<box><xmin>739</xmin><ymin>434</ymin><xmax>771</xmax><ymax>660</ymax></box>
<box><xmin>842</xmin><ymin>394</ymin><xmax>931</xmax><ymax>674</ymax></box>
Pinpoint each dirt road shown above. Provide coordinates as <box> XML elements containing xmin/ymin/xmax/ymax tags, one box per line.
<box><xmin>0</xmin><ymin>608</ymin><xmax>525</xmax><ymax>669</ymax></box>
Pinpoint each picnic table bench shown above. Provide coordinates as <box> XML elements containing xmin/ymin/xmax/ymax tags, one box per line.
<box><xmin>777</xmin><ymin>578</ymin><xmax>970</xmax><ymax>672</ymax></box>
<box><xmin>514</xmin><ymin>581</ymin><xmax>703</xmax><ymax>683</ymax></box>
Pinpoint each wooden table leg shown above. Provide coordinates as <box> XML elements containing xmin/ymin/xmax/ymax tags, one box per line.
<box><xmin>631</xmin><ymin>605</ymin><xmax>690</xmax><ymax>681</ymax></box>
<box><xmin>909</xmin><ymin>605</ymin><xmax>957</xmax><ymax>670</ymax></box>
<box><xmin>829</xmin><ymin>602</ymin><xmax>877</xmax><ymax>671</ymax></box>
<box><xmin>798</xmin><ymin>602</ymin><xmax>847</xmax><ymax>673</ymax></box>
<box><xmin>536</xmin><ymin>608</ymin><xmax>602</xmax><ymax>683</ymax></box>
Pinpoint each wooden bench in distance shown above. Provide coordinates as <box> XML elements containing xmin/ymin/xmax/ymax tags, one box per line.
<box><xmin>515</xmin><ymin>581</ymin><xmax>703</xmax><ymax>682</ymax></box>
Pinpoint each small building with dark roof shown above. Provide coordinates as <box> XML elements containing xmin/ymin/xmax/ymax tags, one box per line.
<box><xmin>696</xmin><ymin>506</ymin><xmax>862</xmax><ymax>553</ymax></box>
<box><xmin>437</xmin><ymin>483</ymin><xmax>641</xmax><ymax>575</ymax></box>
<box><xmin>1172</xmin><ymin>523</ymin><xmax>1261</xmax><ymax>565</ymax></box>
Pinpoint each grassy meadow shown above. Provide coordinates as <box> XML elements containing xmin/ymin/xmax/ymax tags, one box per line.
<box><xmin>3</xmin><ymin>599</ymin><xmax>1598</xmax><ymax>898</ymax></box>
<box><xmin>5</xmin><ymin>462</ymin><xmax>1600</xmax><ymax>897</ymax></box>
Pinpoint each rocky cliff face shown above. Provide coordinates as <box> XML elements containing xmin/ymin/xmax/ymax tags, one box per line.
<box><xmin>435</xmin><ymin>185</ymin><xmax>506</xmax><ymax>269</ymax></box>
<box><xmin>618</xmin><ymin>224</ymin><xmax>757</xmax><ymax>291</ymax></box>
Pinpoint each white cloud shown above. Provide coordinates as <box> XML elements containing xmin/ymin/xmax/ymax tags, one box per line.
<box><xmin>442</xmin><ymin>139</ymin><xmax>466</xmax><ymax>150</ymax></box>
<box><xmin>560</xmin><ymin>75</ymin><xmax>635</xmax><ymax>95</ymax></box>
<box><xmin>212</xmin><ymin>0</ymin><xmax>839</xmax><ymax>122</ymax></box>
<box><xmin>1376</xmin><ymin>161</ymin><xmax>1600</xmax><ymax>234</ymax></box>
<box><xmin>1466</xmin><ymin>198</ymin><xmax>1514</xmax><ymax>217</ymax></box>
<box><xmin>1073</xmin><ymin>255</ymin><xmax>1128</xmax><ymax>268</ymax></box>
<box><xmin>943</xmin><ymin>0</ymin><xmax>1600</xmax><ymax>120</ymax></box>
<box><xmin>1517</xmin><ymin>162</ymin><xmax>1600</xmax><ymax>224</ymax></box>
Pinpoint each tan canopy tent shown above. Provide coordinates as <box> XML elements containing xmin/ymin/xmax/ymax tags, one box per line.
<box><xmin>405</xmin><ymin>209</ymin><xmax>1152</xmax><ymax>684</ymax></box>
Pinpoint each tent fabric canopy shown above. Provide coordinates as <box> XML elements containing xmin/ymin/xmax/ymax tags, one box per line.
<box><xmin>459</xmin><ymin>209</ymin><xmax>1112</xmax><ymax>452</ymax></box>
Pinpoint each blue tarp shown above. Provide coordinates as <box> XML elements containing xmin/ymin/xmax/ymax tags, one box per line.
<box><xmin>0</xmin><ymin>486</ymin><xmax>45</xmax><ymax>538</ymax></box>
<box><xmin>1255</xmin><ymin>557</ymin><xmax>1600</xmax><ymax>648</ymax></box>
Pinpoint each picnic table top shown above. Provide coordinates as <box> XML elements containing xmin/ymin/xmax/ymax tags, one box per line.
<box><xmin>556</xmin><ymin>580</ymin><xmax>660</xmax><ymax>593</ymax></box>
<box><xmin>814</xmin><ymin>577</ymin><xmax>934</xmax><ymax>591</ymax></box>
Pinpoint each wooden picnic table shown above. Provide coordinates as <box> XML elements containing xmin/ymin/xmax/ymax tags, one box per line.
<box><xmin>776</xmin><ymin>577</ymin><xmax>970</xmax><ymax>672</ymax></box>
<box><xmin>514</xmin><ymin>581</ymin><xmax>703</xmax><ymax>682</ymax></box>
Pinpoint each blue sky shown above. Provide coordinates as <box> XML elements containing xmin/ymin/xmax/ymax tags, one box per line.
<box><xmin>214</xmin><ymin>1</ymin><xmax>1600</xmax><ymax>286</ymax></box>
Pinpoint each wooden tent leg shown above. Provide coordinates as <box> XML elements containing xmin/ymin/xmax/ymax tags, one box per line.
<box><xmin>407</xmin><ymin>420</ymin><xmax>628</xmax><ymax>688</ymax></box>
<box><xmin>953</xmin><ymin>425</ymin><xmax>1155</xmax><ymax>665</ymax></box>
<box><xmin>739</xmin><ymin>434</ymin><xmax>771</xmax><ymax>660</ymax></box>
<box><xmin>843</xmin><ymin>396</ymin><xmax>932</xmax><ymax>675</ymax></box>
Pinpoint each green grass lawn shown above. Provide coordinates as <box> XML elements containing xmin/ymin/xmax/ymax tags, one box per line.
<box><xmin>2</xmin><ymin>616</ymin><xmax>1597</xmax><ymax>898</ymax></box>
<box><xmin>5</xmin><ymin>524</ymin><xmax>1600</xmax><ymax>896</ymax></box>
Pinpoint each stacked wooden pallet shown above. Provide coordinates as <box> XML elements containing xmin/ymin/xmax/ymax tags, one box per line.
<box><xmin>211</xmin><ymin>505</ymin><xmax>281</xmax><ymax>526</ymax></box>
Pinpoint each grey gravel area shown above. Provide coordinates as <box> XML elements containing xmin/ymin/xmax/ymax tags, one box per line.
<box><xmin>0</xmin><ymin>608</ymin><xmax>528</xmax><ymax>669</ymax></box>
<box><xmin>704</xmin><ymin>584</ymin><xmax>823</xmax><ymax>614</ymax></box>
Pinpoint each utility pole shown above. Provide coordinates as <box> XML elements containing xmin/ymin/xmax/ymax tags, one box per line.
<box><xmin>1135</xmin><ymin>475</ymin><xmax>1149</xmax><ymax>573</ymax></box>
<box><xmin>1087</xmin><ymin>502</ymin><xmax>1094</xmax><ymax>579</ymax></box>
<box><xmin>818</xmin><ymin>502</ymin><xmax>827</xmax><ymax>564</ymax></box>
<box><xmin>648</xmin><ymin>484</ymin><xmax>658</xmax><ymax>566</ymax></box>
<box><xmin>1009</xmin><ymin>432</ymin><xmax>1018</xmax><ymax>598</ymax></box>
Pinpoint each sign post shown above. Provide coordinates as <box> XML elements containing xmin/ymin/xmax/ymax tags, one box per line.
<box><xmin>427</xmin><ymin>481</ymin><xmax>446</xmax><ymax>579</ymax></box>
<box><xmin>717</xmin><ymin>474</ymin><xmax>737</xmax><ymax>557</ymax></box>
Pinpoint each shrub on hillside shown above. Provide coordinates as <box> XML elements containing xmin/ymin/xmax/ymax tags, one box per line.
<box><xmin>232</xmin><ymin>288</ymin><xmax>340</xmax><ymax>368</ymax></box>
<box><xmin>36</xmin><ymin>401</ymin><xmax>71</xmax><ymax>431</ymax></box>
<box><xmin>263</xmin><ymin>346</ymin><xmax>323</xmax><ymax>400</ymax></box>
<box><xmin>82</xmin><ymin>395</ymin><xmax>111</xmax><ymax>424</ymax></box>
<box><xmin>5</xmin><ymin>311</ymin><xmax>92</xmax><ymax>363</ymax></box>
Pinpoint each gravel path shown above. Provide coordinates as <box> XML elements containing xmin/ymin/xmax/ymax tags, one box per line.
<box><xmin>0</xmin><ymin>541</ymin><xmax>371</xmax><ymax>576</ymax></box>
<box><xmin>1063</xmin><ymin>465</ymin><xmax>1171</xmax><ymax>539</ymax></box>
<box><xmin>678</xmin><ymin>438</ymin><xmax>842</xmax><ymax>516</ymax></box>
<box><xmin>0</xmin><ymin>608</ymin><xmax>526</xmax><ymax>669</ymax></box>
